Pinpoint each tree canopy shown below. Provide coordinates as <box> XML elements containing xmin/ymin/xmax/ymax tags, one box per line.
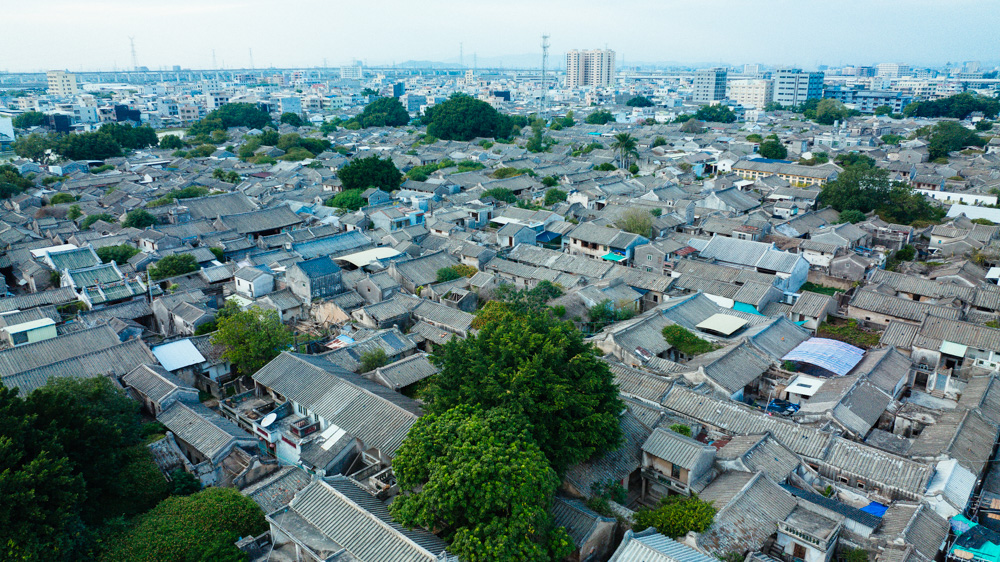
<box><xmin>159</xmin><ymin>134</ymin><xmax>185</xmax><ymax>150</ymax></box>
<box><xmin>0</xmin><ymin>378</ymin><xmax>170</xmax><ymax>560</ymax></box>
<box><xmin>633</xmin><ymin>494</ymin><xmax>717</xmax><ymax>538</ymax></box>
<box><xmin>610</xmin><ymin>133</ymin><xmax>639</xmax><ymax>169</ymax></box>
<box><xmin>352</xmin><ymin>96</ymin><xmax>411</xmax><ymax>128</ymax></box>
<box><xmin>188</xmin><ymin>102</ymin><xmax>272</xmax><ymax>136</ymax></box>
<box><xmin>926</xmin><ymin>121</ymin><xmax>986</xmax><ymax>160</ymax></box>
<box><xmin>80</xmin><ymin>213</ymin><xmax>116</xmax><ymax>229</ymax></box>
<box><xmin>615</xmin><ymin>208</ymin><xmax>654</xmax><ymax>238</ymax></box>
<box><xmin>96</xmin><ymin>244</ymin><xmax>140</xmax><ymax>264</ymax></box>
<box><xmin>584</xmin><ymin>110</ymin><xmax>615</xmax><ymax>125</ymax></box>
<box><xmin>0</xmin><ymin>164</ymin><xmax>33</xmax><ymax>199</ymax></box>
<box><xmin>12</xmin><ymin>111</ymin><xmax>48</xmax><ymax>128</ymax></box>
<box><xmin>324</xmin><ymin>189</ymin><xmax>366</xmax><ymax>210</ymax></box>
<box><xmin>813</xmin><ymin>98</ymin><xmax>859</xmax><ymax>125</ymax></box>
<box><xmin>279</xmin><ymin>112</ymin><xmax>304</xmax><ymax>127</ymax></box>
<box><xmin>758</xmin><ymin>138</ymin><xmax>788</xmax><ymax>160</ymax></box>
<box><xmin>817</xmin><ymin>161</ymin><xmax>945</xmax><ymax>225</ymax></box>
<box><xmin>338</xmin><ymin>155</ymin><xmax>402</xmax><ymax>191</ymax></box>
<box><xmin>694</xmin><ymin>104</ymin><xmax>736</xmax><ymax>123</ymax></box>
<box><xmin>422</xmin><ymin>94</ymin><xmax>521</xmax><ymax>141</ymax></box>
<box><xmin>212</xmin><ymin>304</ymin><xmax>292</xmax><ymax>376</ymax></box>
<box><xmin>483</xmin><ymin>187</ymin><xmax>517</xmax><ymax>203</ymax></box>
<box><xmin>391</xmin><ymin>406</ymin><xmax>573</xmax><ymax>562</ymax></box>
<box><xmin>99</xmin><ymin>487</ymin><xmax>267</xmax><ymax>562</ymax></box>
<box><xmin>903</xmin><ymin>92</ymin><xmax>1000</xmax><ymax>119</ymax></box>
<box><xmin>100</xmin><ymin>123</ymin><xmax>159</xmax><ymax>150</ymax></box>
<box><xmin>57</xmin><ymin>131</ymin><xmax>124</xmax><ymax>160</ymax></box>
<box><xmin>544</xmin><ymin>188</ymin><xmax>567</xmax><ymax>206</ymax></box>
<box><xmin>662</xmin><ymin>324</ymin><xmax>720</xmax><ymax>356</ymax></box>
<box><xmin>122</xmin><ymin>209</ymin><xmax>158</xmax><ymax>229</ymax></box>
<box><xmin>424</xmin><ymin>310</ymin><xmax>623</xmax><ymax>474</ymax></box>
<box><xmin>148</xmin><ymin>254</ymin><xmax>199</xmax><ymax>280</ymax></box>
<box><xmin>626</xmin><ymin>96</ymin><xmax>654</xmax><ymax>107</ymax></box>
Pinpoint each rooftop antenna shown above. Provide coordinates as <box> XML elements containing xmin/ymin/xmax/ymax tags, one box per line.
<box><xmin>129</xmin><ymin>36</ymin><xmax>139</xmax><ymax>71</ymax></box>
<box><xmin>540</xmin><ymin>34</ymin><xmax>550</xmax><ymax>112</ymax></box>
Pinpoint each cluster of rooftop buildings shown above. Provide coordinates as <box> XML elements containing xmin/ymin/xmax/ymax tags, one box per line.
<box><xmin>1</xmin><ymin>57</ymin><xmax>1000</xmax><ymax>561</ymax></box>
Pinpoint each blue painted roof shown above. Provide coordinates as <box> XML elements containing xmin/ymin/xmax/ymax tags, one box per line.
<box><xmin>861</xmin><ymin>502</ymin><xmax>887</xmax><ymax>517</ymax></box>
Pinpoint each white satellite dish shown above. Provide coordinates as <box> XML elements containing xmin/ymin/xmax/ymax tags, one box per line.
<box><xmin>260</xmin><ymin>412</ymin><xmax>277</xmax><ymax>428</ymax></box>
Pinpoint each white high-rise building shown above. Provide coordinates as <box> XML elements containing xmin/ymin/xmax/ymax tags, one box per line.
<box><xmin>692</xmin><ymin>68</ymin><xmax>728</xmax><ymax>103</ymax></box>
<box><xmin>773</xmin><ymin>69</ymin><xmax>824</xmax><ymax>106</ymax></box>
<box><xmin>728</xmin><ymin>79</ymin><xmax>774</xmax><ymax>109</ymax></box>
<box><xmin>876</xmin><ymin>63</ymin><xmax>911</xmax><ymax>79</ymax></box>
<box><xmin>46</xmin><ymin>70</ymin><xmax>78</xmax><ymax>97</ymax></box>
<box><xmin>341</xmin><ymin>63</ymin><xmax>364</xmax><ymax>80</ymax></box>
<box><xmin>565</xmin><ymin>49</ymin><xmax>616</xmax><ymax>88</ymax></box>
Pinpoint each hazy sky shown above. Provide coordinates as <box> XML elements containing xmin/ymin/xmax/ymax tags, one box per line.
<box><xmin>5</xmin><ymin>0</ymin><xmax>998</xmax><ymax>72</ymax></box>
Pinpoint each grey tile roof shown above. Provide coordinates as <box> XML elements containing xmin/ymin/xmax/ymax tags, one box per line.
<box><xmin>742</xmin><ymin>316</ymin><xmax>812</xmax><ymax>361</ymax></box>
<box><xmin>780</xmin><ymin>483</ymin><xmax>880</xmax><ymax>528</ymax></box>
<box><xmin>697</xmin><ymin>471</ymin><xmax>797</xmax><ymax>555</ymax></box>
<box><xmin>875</xmin><ymin>503</ymin><xmax>948</xmax><ymax>560</ymax></box>
<box><xmin>867</xmin><ymin>268</ymin><xmax>975</xmax><ymax>301</ymax></box>
<box><xmin>609</xmin><ymin>529</ymin><xmax>719</xmax><ymax>562</ymax></box>
<box><xmin>272</xmin><ymin>476</ymin><xmax>451</xmax><ymax>561</ymax></box>
<box><xmin>390</xmin><ymin>251</ymin><xmax>459</xmax><ymax>287</ymax></box>
<box><xmin>849</xmin><ymin>347</ymin><xmax>910</xmax><ymax>396</ymax></box>
<box><xmin>374</xmin><ymin>353</ymin><xmax>439</xmax><ymax>390</ymax></box>
<box><xmin>909</xmin><ymin>407</ymin><xmax>999</xmax><ymax>474</ymax></box>
<box><xmin>683</xmin><ymin>341</ymin><xmax>772</xmax><ymax>396</ymax></box>
<box><xmin>253</xmin><ymin>352</ymin><xmax>420</xmax><ymax>457</ymax></box>
<box><xmin>241</xmin><ymin>466</ymin><xmax>313</xmax><ymax>514</ymax></box>
<box><xmin>662</xmin><ymin>386</ymin><xmax>833</xmax><ymax>459</ymax></box>
<box><xmin>2</xmin><ymin>338</ymin><xmax>156</xmax><ymax>394</ymax></box>
<box><xmin>849</xmin><ymin>289</ymin><xmax>961</xmax><ymax>323</ymax></box>
<box><xmin>293</xmin><ymin>256</ymin><xmax>341</xmax><ymax>278</ymax></box>
<box><xmin>122</xmin><ymin>364</ymin><xmax>192</xmax><ymax>404</ymax></box>
<box><xmin>791</xmin><ymin>291</ymin><xmax>836</xmax><ymax>318</ymax></box>
<box><xmin>158</xmin><ymin>401</ymin><xmax>253</xmax><ymax>462</ymax></box>
<box><xmin>218</xmin><ymin>205</ymin><xmax>303</xmax><ymax>235</ymax></box>
<box><xmin>822</xmin><ymin>437</ymin><xmax>931</xmax><ymax>497</ymax></box>
<box><xmin>605</xmin><ymin>360</ymin><xmax>674</xmax><ymax>403</ymax></box>
<box><xmin>0</xmin><ymin>324</ymin><xmax>121</xmax><ymax>378</ymax></box>
<box><xmin>880</xmin><ymin>320</ymin><xmax>920</xmax><ymax>349</ymax></box>
<box><xmin>551</xmin><ymin>496</ymin><xmax>615</xmax><ymax>548</ymax></box>
<box><xmin>642</xmin><ymin>427</ymin><xmax>715</xmax><ymax>470</ymax></box>
<box><xmin>183</xmin><ymin>192</ymin><xmax>258</xmax><ymax>220</ymax></box>
<box><xmin>958</xmin><ymin>375</ymin><xmax>1000</xmax><ymax>425</ymax></box>
<box><xmin>565</xmin><ymin>409</ymin><xmax>652</xmax><ymax>496</ymax></box>
<box><xmin>717</xmin><ymin>433</ymin><xmax>802</xmax><ymax>482</ymax></box>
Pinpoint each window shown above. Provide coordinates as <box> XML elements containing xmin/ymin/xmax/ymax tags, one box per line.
<box><xmin>647</xmin><ymin>254</ymin><xmax>652</xmax><ymax>261</ymax></box>
<box><xmin>838</xmin><ymin>475</ymin><xmax>850</xmax><ymax>484</ymax></box>
<box><xmin>856</xmin><ymin>481</ymin><xmax>866</xmax><ymax>490</ymax></box>
<box><xmin>671</xmin><ymin>464</ymin><xmax>682</xmax><ymax>480</ymax></box>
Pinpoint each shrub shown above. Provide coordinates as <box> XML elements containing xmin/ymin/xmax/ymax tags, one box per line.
<box><xmin>662</xmin><ymin>324</ymin><xmax>719</xmax><ymax>356</ymax></box>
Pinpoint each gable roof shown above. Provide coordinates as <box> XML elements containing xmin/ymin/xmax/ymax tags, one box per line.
<box><xmin>0</xmin><ymin>324</ymin><xmax>121</xmax><ymax>379</ymax></box>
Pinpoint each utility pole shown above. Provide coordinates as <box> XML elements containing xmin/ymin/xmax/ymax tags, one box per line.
<box><xmin>540</xmin><ymin>34</ymin><xmax>550</xmax><ymax>113</ymax></box>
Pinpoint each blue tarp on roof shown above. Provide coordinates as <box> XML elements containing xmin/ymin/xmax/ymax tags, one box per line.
<box><xmin>537</xmin><ymin>231</ymin><xmax>560</xmax><ymax>243</ymax></box>
<box><xmin>861</xmin><ymin>502</ymin><xmax>887</xmax><ymax>518</ymax></box>
<box><xmin>781</xmin><ymin>337</ymin><xmax>865</xmax><ymax>376</ymax></box>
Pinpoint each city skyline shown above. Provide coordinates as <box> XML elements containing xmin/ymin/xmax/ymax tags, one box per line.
<box><xmin>4</xmin><ymin>0</ymin><xmax>1000</xmax><ymax>73</ymax></box>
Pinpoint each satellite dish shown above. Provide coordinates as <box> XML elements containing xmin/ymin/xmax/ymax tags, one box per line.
<box><xmin>261</xmin><ymin>413</ymin><xmax>277</xmax><ymax>428</ymax></box>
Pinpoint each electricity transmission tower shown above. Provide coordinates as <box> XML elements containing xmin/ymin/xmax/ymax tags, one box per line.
<box><xmin>540</xmin><ymin>34</ymin><xmax>550</xmax><ymax>113</ymax></box>
<box><xmin>129</xmin><ymin>36</ymin><xmax>139</xmax><ymax>71</ymax></box>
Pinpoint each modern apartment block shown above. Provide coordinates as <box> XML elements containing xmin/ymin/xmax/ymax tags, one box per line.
<box><xmin>565</xmin><ymin>49</ymin><xmax>616</xmax><ymax>88</ymax></box>
<box><xmin>773</xmin><ymin>69</ymin><xmax>824</xmax><ymax>107</ymax></box>
<box><xmin>693</xmin><ymin>68</ymin><xmax>728</xmax><ymax>103</ymax></box>
<box><xmin>341</xmin><ymin>63</ymin><xmax>363</xmax><ymax>80</ymax></box>
<box><xmin>46</xmin><ymin>70</ymin><xmax>78</xmax><ymax>97</ymax></box>
<box><xmin>876</xmin><ymin>63</ymin><xmax>911</xmax><ymax>79</ymax></box>
<box><xmin>728</xmin><ymin>79</ymin><xmax>774</xmax><ymax>109</ymax></box>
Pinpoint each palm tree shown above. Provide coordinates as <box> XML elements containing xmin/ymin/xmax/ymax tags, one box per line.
<box><xmin>610</xmin><ymin>133</ymin><xmax>638</xmax><ymax>169</ymax></box>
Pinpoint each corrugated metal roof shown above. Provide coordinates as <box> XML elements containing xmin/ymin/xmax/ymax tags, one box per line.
<box><xmin>153</xmin><ymin>339</ymin><xmax>208</xmax><ymax>372</ymax></box>
<box><xmin>782</xmin><ymin>338</ymin><xmax>865</xmax><ymax>376</ymax></box>
<box><xmin>158</xmin><ymin>401</ymin><xmax>253</xmax><ymax>462</ymax></box>
<box><xmin>609</xmin><ymin>529</ymin><xmax>719</xmax><ymax>562</ymax></box>
<box><xmin>822</xmin><ymin>437</ymin><xmax>931</xmax><ymax>496</ymax></box>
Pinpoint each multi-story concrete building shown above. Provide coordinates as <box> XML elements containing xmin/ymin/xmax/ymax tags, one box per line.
<box><xmin>565</xmin><ymin>49</ymin><xmax>616</xmax><ymax>88</ymax></box>
<box><xmin>693</xmin><ymin>68</ymin><xmax>728</xmax><ymax>103</ymax></box>
<box><xmin>728</xmin><ymin>79</ymin><xmax>774</xmax><ymax>109</ymax></box>
<box><xmin>46</xmin><ymin>70</ymin><xmax>78</xmax><ymax>97</ymax></box>
<box><xmin>340</xmin><ymin>63</ymin><xmax>363</xmax><ymax>80</ymax></box>
<box><xmin>773</xmin><ymin>69</ymin><xmax>824</xmax><ymax>107</ymax></box>
<box><xmin>822</xmin><ymin>87</ymin><xmax>913</xmax><ymax>113</ymax></box>
<box><xmin>876</xmin><ymin>63</ymin><xmax>911</xmax><ymax>79</ymax></box>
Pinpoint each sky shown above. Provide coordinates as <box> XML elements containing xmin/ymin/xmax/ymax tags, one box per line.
<box><xmin>4</xmin><ymin>0</ymin><xmax>999</xmax><ymax>72</ymax></box>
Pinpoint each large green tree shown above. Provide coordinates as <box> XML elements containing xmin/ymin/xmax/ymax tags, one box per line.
<box><xmin>585</xmin><ymin>110</ymin><xmax>615</xmax><ymax>125</ymax></box>
<box><xmin>324</xmin><ymin>189</ymin><xmax>366</xmax><ymax>210</ymax></box>
<box><xmin>626</xmin><ymin>96</ymin><xmax>654</xmax><ymax>107</ymax></box>
<box><xmin>817</xmin><ymin>162</ymin><xmax>944</xmax><ymax>224</ymax></box>
<box><xmin>338</xmin><ymin>155</ymin><xmax>402</xmax><ymax>191</ymax></box>
<box><xmin>123</xmin><ymin>209</ymin><xmax>158</xmax><ymax>229</ymax></box>
<box><xmin>424</xmin><ymin>311</ymin><xmax>622</xmax><ymax>474</ymax></box>
<box><xmin>758</xmin><ymin>138</ymin><xmax>787</xmax><ymax>159</ymax></box>
<box><xmin>57</xmin><ymin>132</ymin><xmax>124</xmax><ymax>161</ymax></box>
<box><xmin>813</xmin><ymin>98</ymin><xmax>856</xmax><ymax>125</ymax></box>
<box><xmin>188</xmin><ymin>103</ymin><xmax>272</xmax><ymax>136</ymax></box>
<box><xmin>211</xmin><ymin>305</ymin><xmax>292</xmax><ymax>375</ymax></box>
<box><xmin>391</xmin><ymin>406</ymin><xmax>573</xmax><ymax>562</ymax></box>
<box><xmin>354</xmin><ymin>96</ymin><xmax>411</xmax><ymax>128</ymax></box>
<box><xmin>903</xmin><ymin>92</ymin><xmax>1000</xmax><ymax>119</ymax></box>
<box><xmin>12</xmin><ymin>132</ymin><xmax>57</xmax><ymax>162</ymax></box>
<box><xmin>148</xmin><ymin>254</ymin><xmax>199</xmax><ymax>280</ymax></box>
<box><xmin>610</xmin><ymin>132</ymin><xmax>638</xmax><ymax>168</ymax></box>
<box><xmin>632</xmin><ymin>494</ymin><xmax>717</xmax><ymax>538</ymax></box>
<box><xmin>99</xmin><ymin>487</ymin><xmax>267</xmax><ymax>562</ymax></box>
<box><xmin>96</xmin><ymin>244</ymin><xmax>140</xmax><ymax>264</ymax></box>
<box><xmin>279</xmin><ymin>112</ymin><xmax>304</xmax><ymax>127</ymax></box>
<box><xmin>0</xmin><ymin>164</ymin><xmax>34</xmax><ymax>199</ymax></box>
<box><xmin>694</xmin><ymin>104</ymin><xmax>736</xmax><ymax>123</ymax></box>
<box><xmin>422</xmin><ymin>93</ymin><xmax>520</xmax><ymax>141</ymax></box>
<box><xmin>100</xmin><ymin>123</ymin><xmax>159</xmax><ymax>150</ymax></box>
<box><xmin>926</xmin><ymin>121</ymin><xmax>986</xmax><ymax>160</ymax></box>
<box><xmin>12</xmin><ymin>111</ymin><xmax>48</xmax><ymax>128</ymax></box>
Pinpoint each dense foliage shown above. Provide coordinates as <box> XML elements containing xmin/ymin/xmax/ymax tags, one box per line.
<box><xmin>813</xmin><ymin>99</ymin><xmax>860</xmax><ymax>125</ymax></box>
<box><xmin>0</xmin><ymin>378</ymin><xmax>169</xmax><ymax>560</ymax></box>
<box><xmin>422</xmin><ymin>94</ymin><xmax>522</xmax><ymax>141</ymax></box>
<box><xmin>212</xmin><ymin>304</ymin><xmax>292</xmax><ymax>376</ymax></box>
<box><xmin>758</xmin><ymin>137</ymin><xmax>788</xmax><ymax>160</ymax></box>
<box><xmin>96</xmin><ymin>244</ymin><xmax>140</xmax><ymax>264</ymax></box>
<box><xmin>903</xmin><ymin>92</ymin><xmax>1000</xmax><ymax>119</ymax></box>
<box><xmin>338</xmin><ymin>155</ymin><xmax>402</xmax><ymax>191</ymax></box>
<box><xmin>13</xmin><ymin>111</ymin><xmax>49</xmax><ymax>128</ymax></box>
<box><xmin>188</xmin><ymin>102</ymin><xmax>272</xmax><ymax>136</ymax></box>
<box><xmin>483</xmin><ymin>187</ymin><xmax>517</xmax><ymax>203</ymax></box>
<box><xmin>615</xmin><ymin>207</ymin><xmax>654</xmax><ymax>237</ymax></box>
<box><xmin>544</xmin><ymin>188</ymin><xmax>567</xmax><ymax>206</ymax></box>
<box><xmin>58</xmin><ymin>131</ymin><xmax>124</xmax><ymax>160</ymax></box>
<box><xmin>817</xmin><ymin>161</ymin><xmax>945</xmax><ymax>224</ymax></box>
<box><xmin>159</xmin><ymin>134</ymin><xmax>185</xmax><ymax>149</ymax></box>
<box><xmin>662</xmin><ymin>324</ymin><xmax>720</xmax><ymax>356</ymax></box>
<box><xmin>359</xmin><ymin>348</ymin><xmax>389</xmax><ymax>372</ymax></box>
<box><xmin>99</xmin><ymin>488</ymin><xmax>267</xmax><ymax>562</ymax></box>
<box><xmin>694</xmin><ymin>104</ymin><xmax>736</xmax><ymax>123</ymax></box>
<box><xmin>351</xmin><ymin>96</ymin><xmax>411</xmax><ymax>128</ymax></box>
<box><xmin>100</xmin><ymin>123</ymin><xmax>159</xmax><ymax>150</ymax></box>
<box><xmin>839</xmin><ymin>209</ymin><xmax>867</xmax><ymax>224</ymax></box>
<box><xmin>633</xmin><ymin>495</ymin><xmax>717</xmax><ymax>538</ymax></box>
<box><xmin>587</xmin><ymin>299</ymin><xmax>637</xmax><ymax>333</ymax></box>
<box><xmin>324</xmin><ymin>189</ymin><xmax>366</xmax><ymax>210</ymax></box>
<box><xmin>585</xmin><ymin>110</ymin><xmax>615</xmax><ymax>125</ymax></box>
<box><xmin>123</xmin><ymin>209</ymin><xmax>158</xmax><ymax>229</ymax></box>
<box><xmin>436</xmin><ymin>264</ymin><xmax>477</xmax><ymax>282</ymax></box>
<box><xmin>816</xmin><ymin>319</ymin><xmax>881</xmax><ymax>349</ymax></box>
<box><xmin>424</xmin><ymin>309</ymin><xmax>623</xmax><ymax>474</ymax></box>
<box><xmin>148</xmin><ymin>254</ymin><xmax>199</xmax><ymax>280</ymax></box>
<box><xmin>0</xmin><ymin>164</ymin><xmax>33</xmax><ymax>199</ymax></box>
<box><xmin>391</xmin><ymin>406</ymin><xmax>573</xmax><ymax>561</ymax></box>
<box><xmin>279</xmin><ymin>112</ymin><xmax>304</xmax><ymax>126</ymax></box>
<box><xmin>626</xmin><ymin>96</ymin><xmax>654</xmax><ymax>107</ymax></box>
<box><xmin>81</xmin><ymin>213</ymin><xmax>117</xmax><ymax>229</ymax></box>
<box><xmin>925</xmin><ymin>121</ymin><xmax>986</xmax><ymax>160</ymax></box>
